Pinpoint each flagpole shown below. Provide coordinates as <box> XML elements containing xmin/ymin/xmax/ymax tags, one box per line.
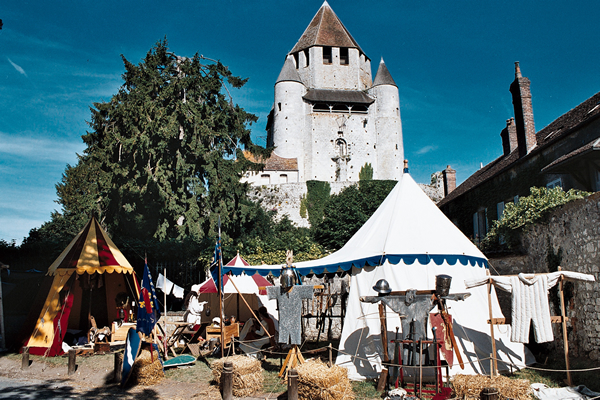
<box><xmin>218</xmin><ymin>217</ymin><xmax>225</xmax><ymax>358</ymax></box>
<box><xmin>163</xmin><ymin>266</ymin><xmax>168</xmax><ymax>360</ymax></box>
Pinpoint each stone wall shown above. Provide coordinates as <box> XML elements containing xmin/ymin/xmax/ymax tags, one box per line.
<box><xmin>250</xmin><ymin>179</ymin><xmax>444</xmax><ymax>228</ymax></box>
<box><xmin>488</xmin><ymin>192</ymin><xmax>600</xmax><ymax>360</ymax></box>
<box><xmin>248</xmin><ymin>181</ymin><xmax>355</xmax><ymax>228</ymax></box>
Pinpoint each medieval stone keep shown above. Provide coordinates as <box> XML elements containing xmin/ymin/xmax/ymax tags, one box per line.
<box><xmin>243</xmin><ymin>1</ymin><xmax>404</xmax><ymax>186</ymax></box>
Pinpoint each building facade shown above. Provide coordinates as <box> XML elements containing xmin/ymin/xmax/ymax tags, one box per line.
<box><xmin>243</xmin><ymin>1</ymin><xmax>404</xmax><ymax>186</ymax></box>
<box><xmin>438</xmin><ymin>62</ymin><xmax>600</xmax><ymax>243</ymax></box>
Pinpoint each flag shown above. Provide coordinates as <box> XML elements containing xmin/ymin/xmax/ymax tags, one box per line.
<box><xmin>210</xmin><ymin>217</ymin><xmax>223</xmax><ymax>292</ymax></box>
<box><xmin>136</xmin><ymin>260</ymin><xmax>161</xmax><ymax>335</ymax></box>
<box><xmin>209</xmin><ymin>239</ymin><xmax>222</xmax><ymax>290</ymax></box>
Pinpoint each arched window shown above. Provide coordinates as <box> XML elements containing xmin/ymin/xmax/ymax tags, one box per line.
<box><xmin>335</xmin><ymin>138</ymin><xmax>348</xmax><ymax>157</ymax></box>
<box><xmin>280</xmin><ymin>174</ymin><xmax>288</xmax><ymax>184</ymax></box>
<box><xmin>261</xmin><ymin>174</ymin><xmax>271</xmax><ymax>184</ymax></box>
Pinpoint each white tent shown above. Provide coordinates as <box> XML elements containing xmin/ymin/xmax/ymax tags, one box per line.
<box><xmin>222</xmin><ymin>173</ymin><xmax>534</xmax><ymax>379</ymax></box>
<box><xmin>198</xmin><ymin>254</ymin><xmax>278</xmax><ymax>324</ymax></box>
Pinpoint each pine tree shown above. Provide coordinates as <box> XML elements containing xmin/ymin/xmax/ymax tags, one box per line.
<box><xmin>44</xmin><ymin>39</ymin><xmax>268</xmax><ymax>245</ymax></box>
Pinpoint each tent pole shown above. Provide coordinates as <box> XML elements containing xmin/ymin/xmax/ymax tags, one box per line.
<box><xmin>558</xmin><ymin>267</ymin><xmax>572</xmax><ymax>386</ymax></box>
<box><xmin>486</xmin><ymin>270</ymin><xmax>498</xmax><ymax>376</ymax></box>
<box><xmin>163</xmin><ymin>266</ymin><xmax>168</xmax><ymax>360</ymax></box>
<box><xmin>219</xmin><ymin>257</ymin><xmax>224</xmax><ymax>358</ymax></box>
<box><xmin>229</xmin><ymin>278</ymin><xmax>270</xmax><ymax>338</ymax></box>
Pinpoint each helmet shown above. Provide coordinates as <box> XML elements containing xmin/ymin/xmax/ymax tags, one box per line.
<box><xmin>280</xmin><ymin>266</ymin><xmax>297</xmax><ymax>290</ymax></box>
<box><xmin>435</xmin><ymin>275</ymin><xmax>452</xmax><ymax>297</ymax></box>
<box><xmin>372</xmin><ymin>279</ymin><xmax>392</xmax><ymax>295</ymax></box>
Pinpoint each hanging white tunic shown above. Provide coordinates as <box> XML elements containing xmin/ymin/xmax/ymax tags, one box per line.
<box><xmin>465</xmin><ymin>271</ymin><xmax>595</xmax><ymax>343</ymax></box>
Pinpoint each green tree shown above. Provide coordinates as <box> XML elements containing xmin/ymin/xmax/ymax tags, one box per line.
<box><xmin>45</xmin><ymin>39</ymin><xmax>268</xmax><ymax>247</ymax></box>
<box><xmin>359</xmin><ymin>162</ymin><xmax>373</xmax><ymax>181</ymax></box>
<box><xmin>305</xmin><ymin>181</ymin><xmax>331</xmax><ymax>227</ymax></box>
<box><xmin>313</xmin><ymin>180</ymin><xmax>396</xmax><ymax>250</ymax></box>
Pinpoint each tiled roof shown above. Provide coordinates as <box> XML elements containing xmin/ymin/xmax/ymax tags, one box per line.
<box><xmin>372</xmin><ymin>58</ymin><xmax>397</xmax><ymax>88</ymax></box>
<box><xmin>243</xmin><ymin>151</ymin><xmax>298</xmax><ymax>171</ymax></box>
<box><xmin>289</xmin><ymin>1</ymin><xmax>365</xmax><ymax>56</ymax></box>
<box><xmin>542</xmin><ymin>138</ymin><xmax>600</xmax><ymax>172</ymax></box>
<box><xmin>303</xmin><ymin>89</ymin><xmax>374</xmax><ymax>104</ymax></box>
<box><xmin>439</xmin><ymin>91</ymin><xmax>600</xmax><ymax>207</ymax></box>
<box><xmin>276</xmin><ymin>56</ymin><xmax>303</xmax><ymax>84</ymax></box>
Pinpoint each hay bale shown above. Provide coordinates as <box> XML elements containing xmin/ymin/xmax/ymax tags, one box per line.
<box><xmin>296</xmin><ymin>359</ymin><xmax>354</xmax><ymax>400</ymax></box>
<box><xmin>211</xmin><ymin>355</ymin><xmax>263</xmax><ymax>397</ymax></box>
<box><xmin>130</xmin><ymin>347</ymin><xmax>164</xmax><ymax>386</ymax></box>
<box><xmin>451</xmin><ymin>374</ymin><xmax>531</xmax><ymax>400</ymax></box>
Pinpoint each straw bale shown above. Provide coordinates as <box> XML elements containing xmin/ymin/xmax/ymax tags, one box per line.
<box><xmin>296</xmin><ymin>359</ymin><xmax>354</xmax><ymax>400</ymax></box>
<box><xmin>451</xmin><ymin>374</ymin><xmax>530</xmax><ymax>400</ymax></box>
<box><xmin>211</xmin><ymin>355</ymin><xmax>263</xmax><ymax>397</ymax></box>
<box><xmin>131</xmin><ymin>348</ymin><xmax>164</xmax><ymax>386</ymax></box>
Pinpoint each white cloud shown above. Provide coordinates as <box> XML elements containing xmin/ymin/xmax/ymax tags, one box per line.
<box><xmin>7</xmin><ymin>57</ymin><xmax>27</xmax><ymax>77</ymax></box>
<box><xmin>416</xmin><ymin>145</ymin><xmax>438</xmax><ymax>155</ymax></box>
<box><xmin>0</xmin><ymin>132</ymin><xmax>84</xmax><ymax>164</ymax></box>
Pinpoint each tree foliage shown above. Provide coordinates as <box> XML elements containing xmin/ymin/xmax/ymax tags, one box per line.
<box><xmin>304</xmin><ymin>181</ymin><xmax>331</xmax><ymax>227</ymax></box>
<box><xmin>483</xmin><ymin>186</ymin><xmax>590</xmax><ymax>251</ymax></box>
<box><xmin>40</xmin><ymin>39</ymin><xmax>269</xmax><ymax>252</ymax></box>
<box><xmin>240</xmin><ymin>216</ymin><xmax>328</xmax><ymax>265</ymax></box>
<box><xmin>359</xmin><ymin>162</ymin><xmax>373</xmax><ymax>181</ymax></box>
<box><xmin>313</xmin><ymin>180</ymin><xmax>397</xmax><ymax>250</ymax></box>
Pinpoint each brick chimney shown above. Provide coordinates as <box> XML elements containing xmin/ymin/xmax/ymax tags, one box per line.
<box><xmin>509</xmin><ymin>62</ymin><xmax>536</xmax><ymax>157</ymax></box>
<box><xmin>500</xmin><ymin>117</ymin><xmax>518</xmax><ymax>156</ymax></box>
<box><xmin>442</xmin><ymin>165</ymin><xmax>456</xmax><ymax>196</ymax></box>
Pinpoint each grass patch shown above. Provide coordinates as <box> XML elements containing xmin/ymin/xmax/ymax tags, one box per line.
<box><xmin>510</xmin><ymin>355</ymin><xmax>600</xmax><ymax>392</ymax></box>
<box><xmin>351</xmin><ymin>379</ymin><xmax>380</xmax><ymax>399</ymax></box>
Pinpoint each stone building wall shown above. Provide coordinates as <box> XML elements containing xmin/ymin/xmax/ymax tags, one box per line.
<box><xmin>247</xmin><ymin>181</ymin><xmax>355</xmax><ymax>228</ymax></box>
<box><xmin>488</xmin><ymin>192</ymin><xmax>600</xmax><ymax>360</ymax></box>
<box><xmin>249</xmin><ymin>179</ymin><xmax>444</xmax><ymax>228</ymax></box>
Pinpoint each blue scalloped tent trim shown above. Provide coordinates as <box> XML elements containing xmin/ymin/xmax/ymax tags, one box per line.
<box><xmin>221</xmin><ymin>254</ymin><xmax>488</xmax><ymax>277</ymax></box>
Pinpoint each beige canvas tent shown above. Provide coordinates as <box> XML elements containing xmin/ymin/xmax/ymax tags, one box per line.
<box><xmin>23</xmin><ymin>217</ymin><xmax>138</xmax><ymax>356</ymax></box>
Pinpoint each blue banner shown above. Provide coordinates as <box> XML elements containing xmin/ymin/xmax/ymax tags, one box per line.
<box><xmin>136</xmin><ymin>260</ymin><xmax>161</xmax><ymax>335</ymax></box>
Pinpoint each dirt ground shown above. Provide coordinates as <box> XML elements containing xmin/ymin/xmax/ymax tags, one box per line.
<box><xmin>0</xmin><ymin>352</ymin><xmax>283</xmax><ymax>400</ymax></box>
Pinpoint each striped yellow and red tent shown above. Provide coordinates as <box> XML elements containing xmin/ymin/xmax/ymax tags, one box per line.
<box><xmin>23</xmin><ymin>217</ymin><xmax>139</xmax><ymax>356</ymax></box>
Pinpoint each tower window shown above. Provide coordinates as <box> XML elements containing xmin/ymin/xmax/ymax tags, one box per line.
<box><xmin>336</xmin><ymin>138</ymin><xmax>348</xmax><ymax>157</ymax></box>
<box><xmin>332</xmin><ymin>104</ymin><xmax>349</xmax><ymax>113</ymax></box>
<box><xmin>340</xmin><ymin>48</ymin><xmax>349</xmax><ymax>65</ymax></box>
<box><xmin>323</xmin><ymin>46</ymin><xmax>332</xmax><ymax>64</ymax></box>
<box><xmin>352</xmin><ymin>104</ymin><xmax>369</xmax><ymax>114</ymax></box>
<box><xmin>313</xmin><ymin>103</ymin><xmax>329</xmax><ymax>112</ymax></box>
<box><xmin>278</xmin><ymin>102</ymin><xmax>281</xmax><ymax>111</ymax></box>
<box><xmin>292</xmin><ymin>52</ymin><xmax>299</xmax><ymax>68</ymax></box>
<box><xmin>304</xmin><ymin>49</ymin><xmax>309</xmax><ymax>67</ymax></box>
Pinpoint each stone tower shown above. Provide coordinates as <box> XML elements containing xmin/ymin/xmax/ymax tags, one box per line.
<box><xmin>262</xmin><ymin>1</ymin><xmax>404</xmax><ymax>183</ymax></box>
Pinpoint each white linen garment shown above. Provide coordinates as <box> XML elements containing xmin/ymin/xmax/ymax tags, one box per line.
<box><xmin>465</xmin><ymin>271</ymin><xmax>595</xmax><ymax>343</ymax></box>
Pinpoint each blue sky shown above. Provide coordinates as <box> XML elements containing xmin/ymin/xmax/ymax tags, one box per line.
<box><xmin>2</xmin><ymin>1</ymin><xmax>600</xmax><ymax>243</ymax></box>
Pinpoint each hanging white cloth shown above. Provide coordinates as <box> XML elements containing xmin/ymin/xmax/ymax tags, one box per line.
<box><xmin>172</xmin><ymin>284</ymin><xmax>185</xmax><ymax>299</ymax></box>
<box><xmin>465</xmin><ymin>271</ymin><xmax>595</xmax><ymax>343</ymax></box>
<box><xmin>156</xmin><ymin>273</ymin><xmax>174</xmax><ymax>295</ymax></box>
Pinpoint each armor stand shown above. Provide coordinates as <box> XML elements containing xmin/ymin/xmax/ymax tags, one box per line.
<box><xmin>279</xmin><ymin>344</ymin><xmax>305</xmax><ymax>378</ymax></box>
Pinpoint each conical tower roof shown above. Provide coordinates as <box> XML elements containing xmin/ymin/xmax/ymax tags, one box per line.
<box><xmin>372</xmin><ymin>58</ymin><xmax>397</xmax><ymax>87</ymax></box>
<box><xmin>47</xmin><ymin>217</ymin><xmax>134</xmax><ymax>276</ymax></box>
<box><xmin>290</xmin><ymin>1</ymin><xmax>365</xmax><ymax>56</ymax></box>
<box><xmin>276</xmin><ymin>56</ymin><xmax>303</xmax><ymax>84</ymax></box>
